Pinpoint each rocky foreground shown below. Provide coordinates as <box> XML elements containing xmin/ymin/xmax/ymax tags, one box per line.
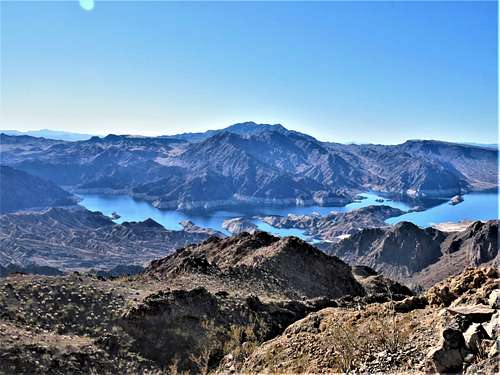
<box><xmin>0</xmin><ymin>232</ymin><xmax>497</xmax><ymax>374</ymax></box>
<box><xmin>239</xmin><ymin>267</ymin><xmax>499</xmax><ymax>374</ymax></box>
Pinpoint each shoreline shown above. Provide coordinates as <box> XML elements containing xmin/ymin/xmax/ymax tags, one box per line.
<box><xmin>70</xmin><ymin>185</ymin><xmax>499</xmax><ymax>214</ymax></box>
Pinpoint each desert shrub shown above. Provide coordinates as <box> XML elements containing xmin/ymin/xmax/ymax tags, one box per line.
<box><xmin>367</xmin><ymin>313</ymin><xmax>411</xmax><ymax>352</ymax></box>
<box><xmin>326</xmin><ymin>308</ymin><xmax>412</xmax><ymax>372</ymax></box>
<box><xmin>223</xmin><ymin>324</ymin><xmax>258</xmax><ymax>358</ymax></box>
<box><xmin>327</xmin><ymin>320</ymin><xmax>365</xmax><ymax>372</ymax></box>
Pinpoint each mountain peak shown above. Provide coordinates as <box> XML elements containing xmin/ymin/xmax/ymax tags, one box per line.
<box><xmin>161</xmin><ymin>122</ymin><xmax>291</xmax><ymax>143</ymax></box>
<box><xmin>225</xmin><ymin>121</ymin><xmax>288</xmax><ymax>133</ymax></box>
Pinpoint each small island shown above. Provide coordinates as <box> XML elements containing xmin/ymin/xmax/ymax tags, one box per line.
<box><xmin>222</xmin><ymin>218</ymin><xmax>258</xmax><ymax>235</ymax></box>
<box><xmin>449</xmin><ymin>195</ymin><xmax>464</xmax><ymax>206</ymax></box>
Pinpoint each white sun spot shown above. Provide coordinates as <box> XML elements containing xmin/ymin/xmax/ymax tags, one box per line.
<box><xmin>79</xmin><ymin>0</ymin><xmax>95</xmax><ymax>11</ymax></box>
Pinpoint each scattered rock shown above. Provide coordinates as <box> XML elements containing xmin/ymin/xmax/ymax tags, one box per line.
<box><xmin>465</xmin><ymin>356</ymin><xmax>499</xmax><ymax>374</ymax></box>
<box><xmin>482</xmin><ymin>312</ymin><xmax>499</xmax><ymax>339</ymax></box>
<box><xmin>488</xmin><ymin>340</ymin><xmax>499</xmax><ymax>357</ymax></box>
<box><xmin>463</xmin><ymin>353</ymin><xmax>474</xmax><ymax>363</ymax></box>
<box><xmin>428</xmin><ymin>346</ymin><xmax>465</xmax><ymax>374</ymax></box>
<box><xmin>447</xmin><ymin>305</ymin><xmax>495</xmax><ymax>322</ymax></box>
<box><xmin>463</xmin><ymin>323</ymin><xmax>490</xmax><ymax>352</ymax></box>
<box><xmin>394</xmin><ymin>296</ymin><xmax>428</xmax><ymax>313</ymax></box>
<box><xmin>488</xmin><ymin>290</ymin><xmax>499</xmax><ymax>309</ymax></box>
<box><xmin>442</xmin><ymin>324</ymin><xmax>465</xmax><ymax>350</ymax></box>
<box><xmin>428</xmin><ymin>315</ymin><xmax>470</xmax><ymax>373</ymax></box>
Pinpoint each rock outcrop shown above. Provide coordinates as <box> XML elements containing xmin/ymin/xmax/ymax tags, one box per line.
<box><xmin>424</xmin><ymin>268</ymin><xmax>499</xmax><ymax>374</ymax></box>
<box><xmin>351</xmin><ymin>265</ymin><xmax>413</xmax><ymax>300</ymax></box>
<box><xmin>238</xmin><ymin>267</ymin><xmax>499</xmax><ymax>374</ymax></box>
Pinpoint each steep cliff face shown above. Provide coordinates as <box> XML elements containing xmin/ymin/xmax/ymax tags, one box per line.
<box><xmin>327</xmin><ymin>220</ymin><xmax>499</xmax><ymax>288</ymax></box>
<box><xmin>415</xmin><ymin>220</ymin><xmax>499</xmax><ymax>288</ymax></box>
<box><xmin>450</xmin><ymin>220</ymin><xmax>499</xmax><ymax>265</ymax></box>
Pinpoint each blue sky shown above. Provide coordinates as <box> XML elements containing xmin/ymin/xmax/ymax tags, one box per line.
<box><xmin>1</xmin><ymin>1</ymin><xmax>497</xmax><ymax>144</ymax></box>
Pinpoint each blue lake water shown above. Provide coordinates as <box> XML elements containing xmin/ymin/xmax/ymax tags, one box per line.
<box><xmin>386</xmin><ymin>192</ymin><xmax>499</xmax><ymax>227</ymax></box>
<box><xmin>78</xmin><ymin>192</ymin><xmax>410</xmax><ymax>235</ymax></box>
<box><xmin>78</xmin><ymin>191</ymin><xmax>498</xmax><ymax>239</ymax></box>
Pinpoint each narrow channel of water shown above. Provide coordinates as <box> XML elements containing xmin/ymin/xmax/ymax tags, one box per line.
<box><xmin>78</xmin><ymin>191</ymin><xmax>498</xmax><ymax>239</ymax></box>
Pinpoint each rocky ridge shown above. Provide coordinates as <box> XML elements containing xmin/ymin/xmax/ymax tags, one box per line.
<box><xmin>142</xmin><ymin>232</ymin><xmax>365</xmax><ymax>300</ymax></box>
<box><xmin>327</xmin><ymin>220</ymin><xmax>499</xmax><ymax>288</ymax></box>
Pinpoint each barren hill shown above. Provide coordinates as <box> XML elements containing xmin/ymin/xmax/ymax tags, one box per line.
<box><xmin>327</xmin><ymin>220</ymin><xmax>499</xmax><ymax>288</ymax></box>
<box><xmin>144</xmin><ymin>231</ymin><xmax>365</xmax><ymax>300</ymax></box>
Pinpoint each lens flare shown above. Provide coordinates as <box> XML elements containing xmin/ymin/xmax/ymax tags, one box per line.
<box><xmin>79</xmin><ymin>0</ymin><xmax>94</xmax><ymax>11</ymax></box>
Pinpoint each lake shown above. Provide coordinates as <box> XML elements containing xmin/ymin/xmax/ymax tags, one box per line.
<box><xmin>78</xmin><ymin>191</ymin><xmax>498</xmax><ymax>239</ymax></box>
<box><xmin>386</xmin><ymin>192</ymin><xmax>499</xmax><ymax>227</ymax></box>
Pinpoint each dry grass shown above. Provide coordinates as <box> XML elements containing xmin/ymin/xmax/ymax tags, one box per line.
<box><xmin>240</xmin><ymin>304</ymin><xmax>417</xmax><ymax>374</ymax></box>
<box><xmin>223</xmin><ymin>324</ymin><xmax>258</xmax><ymax>358</ymax></box>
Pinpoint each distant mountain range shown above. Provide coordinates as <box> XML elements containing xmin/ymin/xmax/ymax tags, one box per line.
<box><xmin>3</xmin><ymin>123</ymin><xmax>497</xmax><ymax>148</ymax></box>
<box><xmin>1</xmin><ymin>122</ymin><xmax>497</xmax><ymax>211</ymax></box>
<box><xmin>0</xmin><ymin>129</ymin><xmax>94</xmax><ymax>141</ymax></box>
<box><xmin>460</xmin><ymin>142</ymin><xmax>498</xmax><ymax>149</ymax></box>
<box><xmin>160</xmin><ymin>121</ymin><xmax>317</xmax><ymax>143</ymax></box>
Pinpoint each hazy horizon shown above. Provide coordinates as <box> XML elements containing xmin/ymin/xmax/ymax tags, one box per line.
<box><xmin>1</xmin><ymin>1</ymin><xmax>497</xmax><ymax>144</ymax></box>
<box><xmin>1</xmin><ymin>122</ymin><xmax>498</xmax><ymax>146</ymax></box>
